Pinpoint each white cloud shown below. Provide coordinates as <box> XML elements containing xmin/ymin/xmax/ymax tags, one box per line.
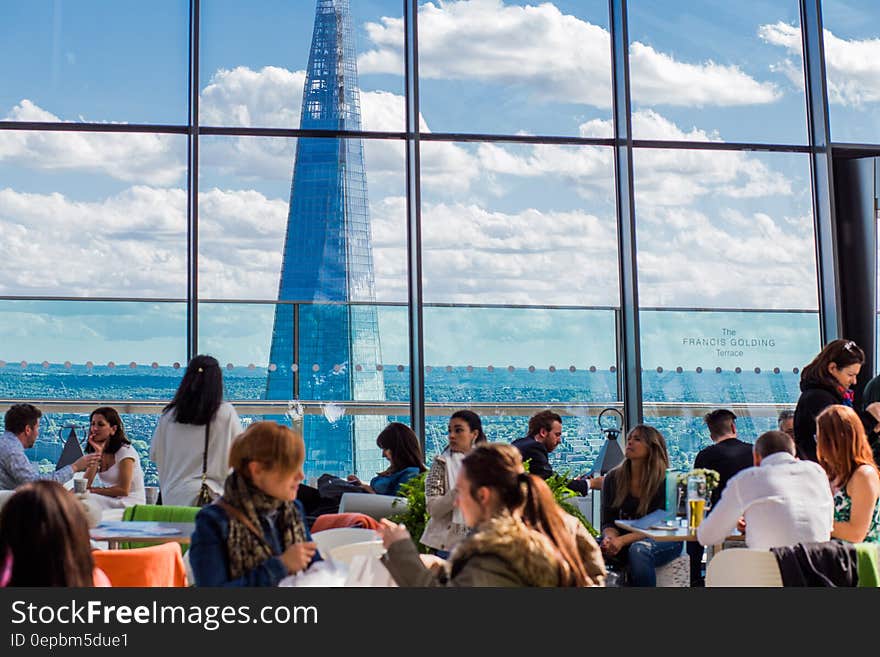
<box><xmin>760</xmin><ymin>21</ymin><xmax>880</xmax><ymax>106</ymax></box>
<box><xmin>629</xmin><ymin>42</ymin><xmax>780</xmax><ymax>107</ymax></box>
<box><xmin>0</xmin><ymin>185</ymin><xmax>186</xmax><ymax>296</ymax></box>
<box><xmin>417</xmin><ymin>201</ymin><xmax>620</xmax><ymax>306</ymax></box>
<box><xmin>197</xmin><ymin>66</ymin><xmax>476</xmax><ymax>192</ymax></box>
<box><xmin>472</xmin><ymin>110</ymin><xmax>791</xmax><ymax>205</ymax></box>
<box><xmin>0</xmin><ymin>101</ymin><xmax>185</xmax><ymax>185</ymax></box>
<box><xmin>200</xmin><ymin>66</ymin><xmax>305</xmax><ymax>127</ymax></box>
<box><xmin>0</xmin><ymin>185</ymin><xmax>291</xmax><ymax>299</ymax></box>
<box><xmin>360</xmin><ymin>0</ymin><xmax>779</xmax><ymax>108</ymax></box>
<box><xmin>636</xmin><ymin>205</ymin><xmax>818</xmax><ymax>309</ymax></box>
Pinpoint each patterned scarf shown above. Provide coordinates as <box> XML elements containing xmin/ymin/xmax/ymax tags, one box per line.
<box><xmin>221</xmin><ymin>471</ymin><xmax>307</xmax><ymax>580</ymax></box>
<box><xmin>839</xmin><ymin>386</ymin><xmax>855</xmax><ymax>407</ymax></box>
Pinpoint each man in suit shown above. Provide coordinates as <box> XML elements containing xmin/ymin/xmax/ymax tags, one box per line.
<box><xmin>511</xmin><ymin>410</ymin><xmax>601</xmax><ymax>493</ymax></box>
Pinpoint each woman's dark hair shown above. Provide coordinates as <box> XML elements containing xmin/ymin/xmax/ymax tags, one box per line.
<box><xmin>85</xmin><ymin>407</ymin><xmax>130</xmax><ymax>456</ymax></box>
<box><xmin>610</xmin><ymin>424</ymin><xmax>669</xmax><ymax>517</ymax></box>
<box><xmin>462</xmin><ymin>443</ymin><xmax>589</xmax><ymax>586</ymax></box>
<box><xmin>164</xmin><ymin>355</ymin><xmax>224</xmax><ymax>425</ymax></box>
<box><xmin>0</xmin><ymin>481</ymin><xmax>94</xmax><ymax>586</ymax></box>
<box><xmin>450</xmin><ymin>410</ymin><xmax>488</xmax><ymax>444</ymax></box>
<box><xmin>376</xmin><ymin>422</ymin><xmax>426</xmax><ymax>475</ymax></box>
<box><xmin>802</xmin><ymin>339</ymin><xmax>865</xmax><ymax>390</ymax></box>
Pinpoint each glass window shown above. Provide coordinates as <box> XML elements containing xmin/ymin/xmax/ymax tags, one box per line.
<box><xmin>634</xmin><ymin>148</ymin><xmax>820</xmax><ymax>470</ymax></box>
<box><xmin>0</xmin><ymin>1</ymin><xmax>188</xmax><ymax>124</ymax></box>
<box><xmin>415</xmin><ymin>0</ymin><xmax>612</xmax><ymax>136</ymax></box>
<box><xmin>420</xmin><ymin>140</ymin><xmax>619</xmax><ymax>474</ymax></box>
<box><xmin>200</xmin><ymin>0</ymin><xmax>404</xmax><ymax>130</ymax></box>
<box><xmin>0</xmin><ymin>132</ymin><xmax>187</xmax><ymax>297</ymax></box>
<box><xmin>822</xmin><ymin>0</ymin><xmax>880</xmax><ymax>143</ymax></box>
<box><xmin>199</xmin><ymin>132</ymin><xmax>408</xmax><ymax>476</ymax></box>
<box><xmin>628</xmin><ymin>0</ymin><xmax>807</xmax><ymax>144</ymax></box>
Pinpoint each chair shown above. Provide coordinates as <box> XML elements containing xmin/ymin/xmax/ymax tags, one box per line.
<box><xmin>705</xmin><ymin>548</ymin><xmax>783</xmax><ymax>587</ymax></box>
<box><xmin>338</xmin><ymin>493</ymin><xmax>408</xmax><ymax>520</ymax></box>
<box><xmin>120</xmin><ymin>504</ymin><xmax>200</xmax><ymax>553</ymax></box>
<box><xmin>312</xmin><ymin>527</ymin><xmax>381</xmax><ymax>558</ymax></box>
<box><xmin>311</xmin><ymin>512</ymin><xmax>381</xmax><ymax>532</ymax></box>
<box><xmin>655</xmin><ymin>553</ymin><xmax>691</xmax><ymax>587</ymax></box>
<box><xmin>92</xmin><ymin>542</ymin><xmax>188</xmax><ymax>587</ymax></box>
<box><xmin>328</xmin><ymin>540</ymin><xmax>386</xmax><ymax>566</ymax></box>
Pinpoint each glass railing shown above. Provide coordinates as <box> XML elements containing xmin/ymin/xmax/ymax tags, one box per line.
<box><xmin>0</xmin><ymin>300</ymin><xmax>821</xmax><ymax>481</ymax></box>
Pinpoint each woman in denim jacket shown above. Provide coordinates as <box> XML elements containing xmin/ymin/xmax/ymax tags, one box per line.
<box><xmin>189</xmin><ymin>421</ymin><xmax>319</xmax><ymax>586</ymax></box>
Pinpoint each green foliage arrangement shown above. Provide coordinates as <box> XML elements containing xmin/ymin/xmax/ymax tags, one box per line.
<box><xmin>525</xmin><ymin>459</ymin><xmax>600</xmax><ymax>538</ymax></box>
<box><xmin>389</xmin><ymin>471</ymin><xmax>431</xmax><ymax>554</ymax></box>
<box><xmin>545</xmin><ymin>470</ymin><xmax>600</xmax><ymax>538</ymax></box>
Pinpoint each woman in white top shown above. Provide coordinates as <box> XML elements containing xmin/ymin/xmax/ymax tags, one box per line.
<box><xmin>150</xmin><ymin>355</ymin><xmax>243</xmax><ymax>507</ymax></box>
<box><xmin>84</xmin><ymin>407</ymin><xmax>145</xmax><ymax>509</ymax></box>
<box><xmin>420</xmin><ymin>410</ymin><xmax>487</xmax><ymax>557</ymax></box>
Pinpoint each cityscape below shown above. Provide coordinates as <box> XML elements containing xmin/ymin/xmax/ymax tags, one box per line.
<box><xmin>10</xmin><ymin>364</ymin><xmax>799</xmax><ymax>486</ymax></box>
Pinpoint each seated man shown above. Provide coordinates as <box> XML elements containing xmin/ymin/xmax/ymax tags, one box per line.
<box><xmin>511</xmin><ymin>410</ymin><xmax>602</xmax><ymax>494</ymax></box>
<box><xmin>696</xmin><ymin>430</ymin><xmax>833</xmax><ymax>550</ymax></box>
<box><xmin>0</xmin><ymin>403</ymin><xmax>99</xmax><ymax>490</ymax></box>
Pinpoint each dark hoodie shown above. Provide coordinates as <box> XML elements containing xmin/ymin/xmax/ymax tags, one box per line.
<box><xmin>793</xmin><ymin>379</ymin><xmax>878</xmax><ymax>463</ymax></box>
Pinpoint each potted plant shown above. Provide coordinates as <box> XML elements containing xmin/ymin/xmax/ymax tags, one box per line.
<box><xmin>388</xmin><ymin>471</ymin><xmax>431</xmax><ymax>554</ymax></box>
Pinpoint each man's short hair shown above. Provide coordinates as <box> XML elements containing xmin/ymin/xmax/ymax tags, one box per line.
<box><xmin>528</xmin><ymin>410</ymin><xmax>562</xmax><ymax>438</ymax></box>
<box><xmin>704</xmin><ymin>409</ymin><xmax>736</xmax><ymax>438</ymax></box>
<box><xmin>777</xmin><ymin>410</ymin><xmax>795</xmax><ymax>428</ymax></box>
<box><xmin>4</xmin><ymin>403</ymin><xmax>42</xmax><ymax>435</ymax></box>
<box><xmin>754</xmin><ymin>430</ymin><xmax>795</xmax><ymax>458</ymax></box>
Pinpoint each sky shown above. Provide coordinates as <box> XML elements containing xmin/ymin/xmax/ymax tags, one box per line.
<box><xmin>0</xmin><ymin>0</ymin><xmax>877</xmax><ymax>375</ymax></box>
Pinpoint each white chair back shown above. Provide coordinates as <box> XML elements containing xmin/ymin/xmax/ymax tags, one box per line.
<box><xmin>312</xmin><ymin>527</ymin><xmax>380</xmax><ymax>558</ymax></box>
<box><xmin>705</xmin><ymin>548</ymin><xmax>783</xmax><ymax>587</ymax></box>
<box><xmin>338</xmin><ymin>493</ymin><xmax>407</xmax><ymax>520</ymax></box>
<box><xmin>328</xmin><ymin>540</ymin><xmax>386</xmax><ymax>565</ymax></box>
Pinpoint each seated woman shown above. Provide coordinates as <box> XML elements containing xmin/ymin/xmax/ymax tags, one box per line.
<box><xmin>0</xmin><ymin>480</ymin><xmax>109</xmax><ymax>586</ymax></box>
<box><xmin>84</xmin><ymin>407</ymin><xmax>146</xmax><ymax>509</ymax></box>
<box><xmin>347</xmin><ymin>422</ymin><xmax>427</xmax><ymax>496</ymax></box>
<box><xmin>599</xmin><ymin>424</ymin><xmax>681</xmax><ymax>586</ymax></box>
<box><xmin>421</xmin><ymin>410</ymin><xmax>487</xmax><ymax>557</ymax></box>
<box><xmin>816</xmin><ymin>405</ymin><xmax>880</xmax><ymax>543</ymax></box>
<box><xmin>189</xmin><ymin>421</ymin><xmax>319</xmax><ymax>586</ymax></box>
<box><xmin>378</xmin><ymin>443</ymin><xmax>601</xmax><ymax>587</ymax></box>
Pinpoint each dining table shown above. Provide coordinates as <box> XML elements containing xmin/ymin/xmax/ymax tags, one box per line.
<box><xmin>90</xmin><ymin>520</ymin><xmax>195</xmax><ymax>550</ymax></box>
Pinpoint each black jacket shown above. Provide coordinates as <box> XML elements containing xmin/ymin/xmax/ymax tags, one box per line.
<box><xmin>794</xmin><ymin>380</ymin><xmax>878</xmax><ymax>462</ymax></box>
<box><xmin>511</xmin><ymin>436</ymin><xmax>553</xmax><ymax>479</ymax></box>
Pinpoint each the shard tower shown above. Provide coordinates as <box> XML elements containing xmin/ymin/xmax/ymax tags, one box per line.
<box><xmin>267</xmin><ymin>0</ymin><xmax>385</xmax><ymax>477</ymax></box>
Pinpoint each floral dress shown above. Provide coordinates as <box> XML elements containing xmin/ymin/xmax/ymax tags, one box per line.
<box><xmin>833</xmin><ymin>484</ymin><xmax>880</xmax><ymax>543</ymax></box>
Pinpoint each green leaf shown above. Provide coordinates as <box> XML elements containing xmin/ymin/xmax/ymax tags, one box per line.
<box><xmin>388</xmin><ymin>471</ymin><xmax>432</xmax><ymax>554</ymax></box>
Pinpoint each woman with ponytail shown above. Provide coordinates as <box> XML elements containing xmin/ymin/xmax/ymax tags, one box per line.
<box><xmin>150</xmin><ymin>355</ymin><xmax>243</xmax><ymax>506</ymax></box>
<box><xmin>379</xmin><ymin>443</ymin><xmax>604</xmax><ymax>587</ymax></box>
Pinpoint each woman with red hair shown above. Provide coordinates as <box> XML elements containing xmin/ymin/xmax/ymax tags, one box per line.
<box><xmin>816</xmin><ymin>405</ymin><xmax>880</xmax><ymax>543</ymax></box>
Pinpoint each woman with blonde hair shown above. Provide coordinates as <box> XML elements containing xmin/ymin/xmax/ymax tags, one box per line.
<box><xmin>816</xmin><ymin>405</ymin><xmax>880</xmax><ymax>543</ymax></box>
<box><xmin>379</xmin><ymin>443</ymin><xmax>604</xmax><ymax>586</ymax></box>
<box><xmin>189</xmin><ymin>421</ymin><xmax>319</xmax><ymax>586</ymax></box>
<box><xmin>599</xmin><ymin>424</ymin><xmax>680</xmax><ymax>586</ymax></box>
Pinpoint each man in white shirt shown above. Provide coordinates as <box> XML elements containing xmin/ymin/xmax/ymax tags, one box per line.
<box><xmin>696</xmin><ymin>430</ymin><xmax>833</xmax><ymax>550</ymax></box>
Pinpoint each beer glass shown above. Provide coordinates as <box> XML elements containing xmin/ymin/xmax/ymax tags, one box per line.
<box><xmin>687</xmin><ymin>473</ymin><xmax>707</xmax><ymax>531</ymax></box>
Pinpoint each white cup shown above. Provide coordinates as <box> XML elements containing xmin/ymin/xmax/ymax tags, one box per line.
<box><xmin>144</xmin><ymin>486</ymin><xmax>159</xmax><ymax>505</ymax></box>
<box><xmin>73</xmin><ymin>478</ymin><xmax>88</xmax><ymax>495</ymax></box>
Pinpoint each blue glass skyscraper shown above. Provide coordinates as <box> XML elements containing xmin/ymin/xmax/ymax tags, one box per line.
<box><xmin>267</xmin><ymin>0</ymin><xmax>385</xmax><ymax>477</ymax></box>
